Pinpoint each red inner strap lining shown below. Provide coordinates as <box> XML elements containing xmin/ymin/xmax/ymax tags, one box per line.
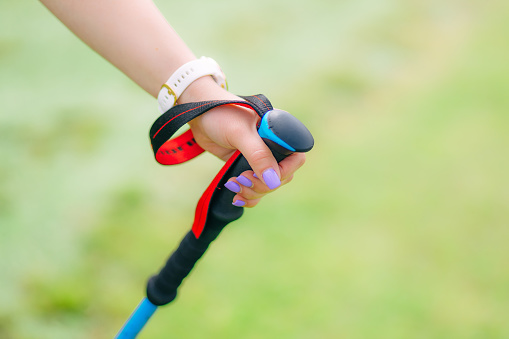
<box><xmin>153</xmin><ymin>102</ymin><xmax>259</xmax><ymax>166</ymax></box>
<box><xmin>155</xmin><ymin>130</ymin><xmax>205</xmax><ymax>165</ymax></box>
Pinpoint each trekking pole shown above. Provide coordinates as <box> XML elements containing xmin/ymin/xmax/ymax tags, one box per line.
<box><xmin>114</xmin><ymin>98</ymin><xmax>314</xmax><ymax>338</ymax></box>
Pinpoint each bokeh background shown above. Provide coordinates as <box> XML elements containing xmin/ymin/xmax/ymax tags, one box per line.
<box><xmin>1</xmin><ymin>0</ymin><xmax>508</xmax><ymax>338</ymax></box>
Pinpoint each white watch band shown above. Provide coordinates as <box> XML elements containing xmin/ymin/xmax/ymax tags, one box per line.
<box><xmin>157</xmin><ymin>56</ymin><xmax>227</xmax><ymax>113</ymax></box>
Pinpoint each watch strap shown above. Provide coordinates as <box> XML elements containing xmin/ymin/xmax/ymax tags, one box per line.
<box><xmin>157</xmin><ymin>57</ymin><xmax>227</xmax><ymax>113</ymax></box>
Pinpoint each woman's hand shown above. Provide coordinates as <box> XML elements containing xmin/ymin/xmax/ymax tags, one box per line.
<box><xmin>39</xmin><ymin>1</ymin><xmax>306</xmax><ymax>208</ymax></box>
<box><xmin>180</xmin><ymin>77</ymin><xmax>306</xmax><ymax>208</ymax></box>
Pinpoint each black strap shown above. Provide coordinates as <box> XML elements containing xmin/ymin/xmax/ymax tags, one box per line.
<box><xmin>149</xmin><ymin>95</ymin><xmax>273</xmax><ymax>164</ymax></box>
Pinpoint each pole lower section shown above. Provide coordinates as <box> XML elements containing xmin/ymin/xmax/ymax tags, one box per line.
<box><xmin>115</xmin><ymin>298</ymin><xmax>157</xmax><ymax>339</ymax></box>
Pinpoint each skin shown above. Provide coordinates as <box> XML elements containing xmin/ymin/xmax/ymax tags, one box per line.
<box><xmin>40</xmin><ymin>0</ymin><xmax>306</xmax><ymax>207</ymax></box>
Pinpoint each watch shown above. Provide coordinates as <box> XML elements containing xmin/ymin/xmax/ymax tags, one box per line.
<box><xmin>157</xmin><ymin>56</ymin><xmax>227</xmax><ymax>113</ymax></box>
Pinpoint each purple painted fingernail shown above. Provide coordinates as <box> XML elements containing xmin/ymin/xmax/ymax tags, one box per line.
<box><xmin>232</xmin><ymin>200</ymin><xmax>246</xmax><ymax>207</ymax></box>
<box><xmin>253</xmin><ymin>173</ymin><xmax>258</xmax><ymax>179</ymax></box>
<box><xmin>237</xmin><ymin>175</ymin><xmax>253</xmax><ymax>187</ymax></box>
<box><xmin>224</xmin><ymin>181</ymin><xmax>241</xmax><ymax>193</ymax></box>
<box><xmin>262</xmin><ymin>168</ymin><xmax>281</xmax><ymax>190</ymax></box>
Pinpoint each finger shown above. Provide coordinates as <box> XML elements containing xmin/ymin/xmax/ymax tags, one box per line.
<box><xmin>226</xmin><ymin>173</ymin><xmax>293</xmax><ymax>201</ymax></box>
<box><xmin>236</xmin><ymin>171</ymin><xmax>271</xmax><ymax>195</ymax></box>
<box><xmin>224</xmin><ymin>176</ymin><xmax>264</xmax><ymax>200</ymax></box>
<box><xmin>232</xmin><ymin>197</ymin><xmax>261</xmax><ymax>208</ymax></box>
<box><xmin>223</xmin><ymin>175</ymin><xmax>287</xmax><ymax>199</ymax></box>
<box><xmin>242</xmin><ymin>152</ymin><xmax>304</xmax><ymax>188</ymax></box>
<box><xmin>224</xmin><ymin>180</ymin><xmax>242</xmax><ymax>194</ymax></box>
<box><xmin>234</xmin><ymin>157</ymin><xmax>301</xmax><ymax>194</ymax></box>
<box><xmin>236</xmin><ymin>174</ymin><xmax>254</xmax><ymax>188</ymax></box>
<box><xmin>228</xmin><ymin>129</ymin><xmax>281</xmax><ymax>190</ymax></box>
<box><xmin>278</xmin><ymin>153</ymin><xmax>306</xmax><ymax>181</ymax></box>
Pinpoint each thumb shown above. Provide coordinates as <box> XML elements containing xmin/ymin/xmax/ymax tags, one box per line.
<box><xmin>231</xmin><ymin>129</ymin><xmax>281</xmax><ymax>190</ymax></box>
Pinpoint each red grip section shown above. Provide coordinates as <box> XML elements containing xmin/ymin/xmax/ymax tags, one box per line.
<box><xmin>192</xmin><ymin>150</ymin><xmax>241</xmax><ymax>238</ymax></box>
<box><xmin>154</xmin><ymin>130</ymin><xmax>205</xmax><ymax>165</ymax></box>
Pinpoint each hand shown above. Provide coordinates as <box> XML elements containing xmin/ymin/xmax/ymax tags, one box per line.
<box><xmin>179</xmin><ymin>77</ymin><xmax>306</xmax><ymax>208</ymax></box>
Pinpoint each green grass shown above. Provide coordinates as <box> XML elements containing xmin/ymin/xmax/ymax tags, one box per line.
<box><xmin>1</xmin><ymin>0</ymin><xmax>508</xmax><ymax>338</ymax></box>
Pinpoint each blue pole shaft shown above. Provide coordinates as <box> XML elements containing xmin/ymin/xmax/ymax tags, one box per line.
<box><xmin>115</xmin><ymin>298</ymin><xmax>158</xmax><ymax>339</ymax></box>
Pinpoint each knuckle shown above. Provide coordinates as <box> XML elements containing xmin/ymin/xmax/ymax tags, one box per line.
<box><xmin>240</xmin><ymin>190</ymin><xmax>265</xmax><ymax>200</ymax></box>
<box><xmin>289</xmin><ymin>153</ymin><xmax>306</xmax><ymax>170</ymax></box>
<box><xmin>249</xmin><ymin>148</ymin><xmax>274</xmax><ymax>166</ymax></box>
<box><xmin>281</xmin><ymin>153</ymin><xmax>306</xmax><ymax>175</ymax></box>
<box><xmin>245</xmin><ymin>198</ymin><xmax>261</xmax><ymax>208</ymax></box>
<box><xmin>283</xmin><ymin>174</ymin><xmax>294</xmax><ymax>185</ymax></box>
<box><xmin>296</xmin><ymin>153</ymin><xmax>307</xmax><ymax>167</ymax></box>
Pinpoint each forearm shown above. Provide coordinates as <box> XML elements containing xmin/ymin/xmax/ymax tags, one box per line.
<box><xmin>40</xmin><ymin>0</ymin><xmax>197</xmax><ymax>97</ymax></box>
<box><xmin>40</xmin><ymin>0</ymin><xmax>305</xmax><ymax>203</ymax></box>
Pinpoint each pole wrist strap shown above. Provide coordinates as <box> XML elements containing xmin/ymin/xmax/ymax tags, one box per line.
<box><xmin>149</xmin><ymin>94</ymin><xmax>273</xmax><ymax>237</ymax></box>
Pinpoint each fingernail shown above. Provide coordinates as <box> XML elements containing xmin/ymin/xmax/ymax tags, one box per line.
<box><xmin>253</xmin><ymin>173</ymin><xmax>258</xmax><ymax>179</ymax></box>
<box><xmin>237</xmin><ymin>175</ymin><xmax>253</xmax><ymax>187</ymax></box>
<box><xmin>262</xmin><ymin>168</ymin><xmax>281</xmax><ymax>190</ymax></box>
<box><xmin>232</xmin><ymin>200</ymin><xmax>246</xmax><ymax>207</ymax></box>
<box><xmin>224</xmin><ymin>181</ymin><xmax>241</xmax><ymax>193</ymax></box>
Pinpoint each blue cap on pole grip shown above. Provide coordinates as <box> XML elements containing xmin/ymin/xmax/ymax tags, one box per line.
<box><xmin>257</xmin><ymin>109</ymin><xmax>314</xmax><ymax>153</ymax></box>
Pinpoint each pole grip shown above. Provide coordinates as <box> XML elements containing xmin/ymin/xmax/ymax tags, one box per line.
<box><xmin>146</xmin><ymin>110</ymin><xmax>314</xmax><ymax>306</ymax></box>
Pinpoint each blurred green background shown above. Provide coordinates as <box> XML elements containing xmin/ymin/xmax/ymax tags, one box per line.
<box><xmin>1</xmin><ymin>0</ymin><xmax>508</xmax><ymax>338</ymax></box>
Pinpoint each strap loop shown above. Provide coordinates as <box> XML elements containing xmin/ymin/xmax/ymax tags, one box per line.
<box><xmin>149</xmin><ymin>95</ymin><xmax>273</xmax><ymax>165</ymax></box>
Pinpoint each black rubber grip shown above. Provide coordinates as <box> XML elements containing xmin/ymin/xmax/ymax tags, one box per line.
<box><xmin>146</xmin><ymin>145</ymin><xmax>289</xmax><ymax>306</ymax></box>
<box><xmin>146</xmin><ymin>229</ymin><xmax>221</xmax><ymax>306</ymax></box>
